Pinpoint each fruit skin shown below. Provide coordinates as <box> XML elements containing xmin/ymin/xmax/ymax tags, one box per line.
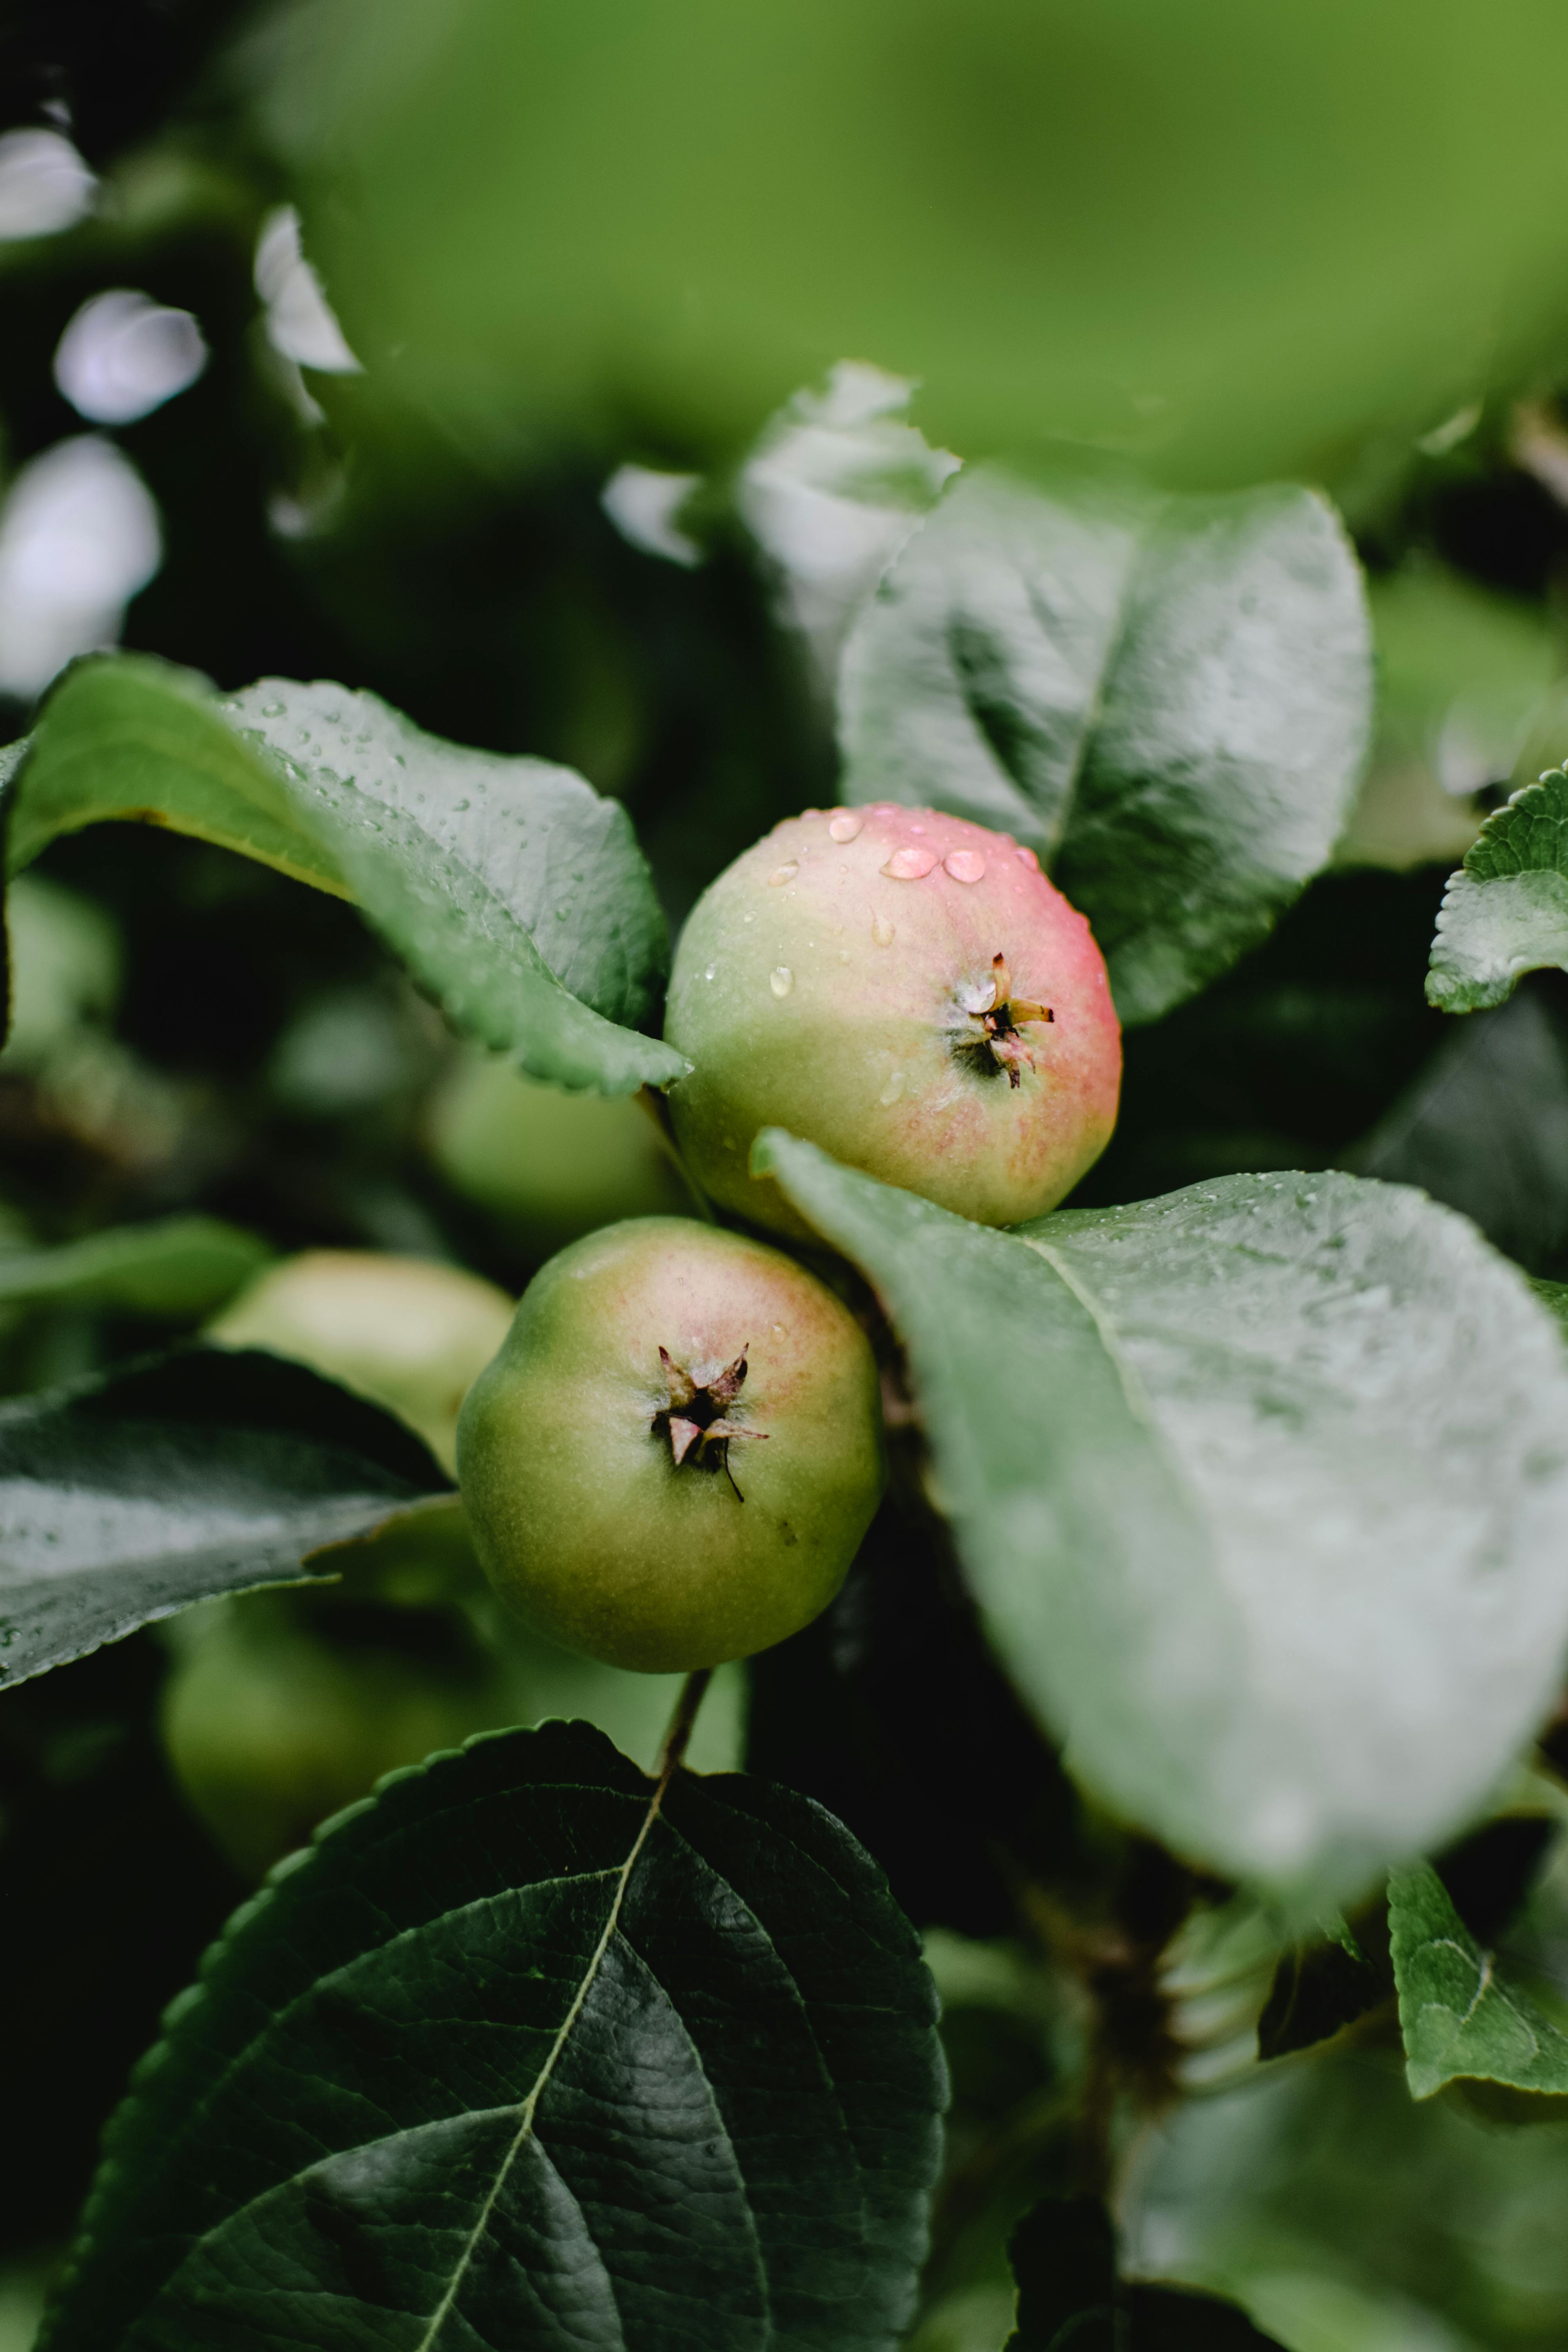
<box><xmin>208</xmin><ymin>1250</ymin><xmax>515</xmax><ymax>1474</ymax></box>
<box><xmin>457</xmin><ymin>1216</ymin><xmax>885</xmax><ymax>1672</ymax></box>
<box><xmin>663</xmin><ymin>803</ymin><xmax>1122</xmax><ymax>1236</ymax></box>
<box><xmin>426</xmin><ymin>1044</ymin><xmax>694</xmax><ymax>1258</ymax></box>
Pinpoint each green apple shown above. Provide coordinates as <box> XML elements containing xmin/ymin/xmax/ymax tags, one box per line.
<box><xmin>457</xmin><ymin>1217</ymin><xmax>885</xmax><ymax>1671</ymax></box>
<box><xmin>208</xmin><ymin>1249</ymin><xmax>515</xmax><ymax>1474</ymax></box>
<box><xmin>426</xmin><ymin>1045</ymin><xmax>693</xmax><ymax>1259</ymax></box>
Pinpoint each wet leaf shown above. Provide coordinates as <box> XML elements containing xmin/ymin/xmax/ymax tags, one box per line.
<box><xmin>0</xmin><ymin>1347</ymin><xmax>451</xmax><ymax>1688</ymax></box>
<box><xmin>5</xmin><ymin>655</ymin><xmax>683</xmax><ymax>1094</ymax></box>
<box><xmin>758</xmin><ymin>1133</ymin><xmax>1568</xmax><ymax>1906</ymax></box>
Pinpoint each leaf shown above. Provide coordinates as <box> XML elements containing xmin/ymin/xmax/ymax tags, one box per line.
<box><xmin>1005</xmin><ymin>2195</ymin><xmax>1284</xmax><ymax>2349</ymax></box>
<box><xmin>838</xmin><ymin>456</ymin><xmax>1372</xmax><ymax>1024</ymax></box>
<box><xmin>755</xmin><ymin>1133</ymin><xmax>1568</xmax><ymax>1905</ymax></box>
<box><xmin>0</xmin><ymin>1216</ymin><xmax>273</xmax><ymax>1319</ymax></box>
<box><xmin>40</xmin><ymin>1718</ymin><xmax>945</xmax><ymax>2352</ymax></box>
<box><xmin>1427</xmin><ymin>766</ymin><xmax>1568</xmax><ymax>1014</ymax></box>
<box><xmin>1350</xmin><ymin>985</ymin><xmax>1568</xmax><ymax>1272</ymax></box>
<box><xmin>1532</xmin><ymin>1276</ymin><xmax>1568</xmax><ymax>1342</ymax></box>
<box><xmin>1123</xmin><ymin>2044</ymin><xmax>1568</xmax><ymax>2352</ymax></box>
<box><xmin>261</xmin><ymin>0</ymin><xmax>1568</xmax><ymax>490</ymax></box>
<box><xmin>1389</xmin><ymin>1859</ymin><xmax>1568</xmax><ymax>2101</ymax></box>
<box><xmin>0</xmin><ymin>1347</ymin><xmax>452</xmax><ymax>1688</ymax></box>
<box><xmin>7</xmin><ymin>655</ymin><xmax>684</xmax><ymax>1094</ymax></box>
<box><xmin>1256</xmin><ymin>1931</ymin><xmax>1390</xmax><ymax>2062</ymax></box>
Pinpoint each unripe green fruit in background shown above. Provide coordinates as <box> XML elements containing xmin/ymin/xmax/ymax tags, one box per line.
<box><xmin>159</xmin><ymin>1518</ymin><xmax>507</xmax><ymax>1881</ymax></box>
<box><xmin>209</xmin><ymin>1250</ymin><xmax>515</xmax><ymax>1474</ymax></box>
<box><xmin>663</xmin><ymin>804</ymin><xmax>1122</xmax><ymax>1238</ymax></box>
<box><xmin>426</xmin><ymin>1045</ymin><xmax>693</xmax><ymax>1259</ymax></box>
<box><xmin>457</xmin><ymin>1217</ymin><xmax>885</xmax><ymax>1672</ymax></box>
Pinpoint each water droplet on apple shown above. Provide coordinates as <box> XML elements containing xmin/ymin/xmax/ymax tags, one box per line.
<box><xmin>828</xmin><ymin>811</ymin><xmax>864</xmax><ymax>842</ymax></box>
<box><xmin>880</xmin><ymin>1069</ymin><xmax>907</xmax><ymax>1106</ymax></box>
<box><xmin>944</xmin><ymin>849</ymin><xmax>987</xmax><ymax>883</ymax></box>
<box><xmin>871</xmin><ymin>913</ymin><xmax>896</xmax><ymax>946</ymax></box>
<box><xmin>770</xmin><ymin>966</ymin><xmax>794</xmax><ymax>998</ymax></box>
<box><xmin>883</xmin><ymin>846</ymin><xmax>939</xmax><ymax>880</ymax></box>
<box><xmin>769</xmin><ymin>862</ymin><xmax>799</xmax><ymax>887</ymax></box>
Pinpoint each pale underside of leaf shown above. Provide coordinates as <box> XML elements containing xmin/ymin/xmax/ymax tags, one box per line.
<box><xmin>757</xmin><ymin>1132</ymin><xmax>1568</xmax><ymax>1908</ymax></box>
<box><xmin>1426</xmin><ymin>769</ymin><xmax>1568</xmax><ymax>1013</ymax></box>
<box><xmin>1428</xmin><ymin>866</ymin><xmax>1568</xmax><ymax>1011</ymax></box>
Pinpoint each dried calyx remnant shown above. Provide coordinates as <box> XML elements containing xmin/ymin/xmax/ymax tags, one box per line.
<box><xmin>653</xmin><ymin>1345</ymin><xmax>768</xmax><ymax>1497</ymax></box>
<box><xmin>952</xmin><ymin>952</ymin><xmax>1053</xmax><ymax>1087</ymax></box>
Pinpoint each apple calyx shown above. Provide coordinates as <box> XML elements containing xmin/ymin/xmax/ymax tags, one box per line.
<box><xmin>653</xmin><ymin>1343</ymin><xmax>769</xmax><ymax>1497</ymax></box>
<box><xmin>952</xmin><ymin>952</ymin><xmax>1054</xmax><ymax>1089</ymax></box>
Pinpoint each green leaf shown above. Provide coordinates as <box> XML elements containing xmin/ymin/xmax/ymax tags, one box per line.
<box><xmin>7</xmin><ymin>655</ymin><xmax>684</xmax><ymax>1094</ymax></box>
<box><xmin>839</xmin><ymin>457</ymin><xmax>1371</xmax><ymax>1024</ymax></box>
<box><xmin>1389</xmin><ymin>1859</ymin><xmax>1568</xmax><ymax>2101</ymax></box>
<box><xmin>41</xmin><ymin>1719</ymin><xmax>945</xmax><ymax>2352</ymax></box>
<box><xmin>1427</xmin><ymin>767</ymin><xmax>1568</xmax><ymax>1014</ymax></box>
<box><xmin>1532</xmin><ymin>1275</ymin><xmax>1568</xmax><ymax>1341</ymax></box>
<box><xmin>1005</xmin><ymin>2196</ymin><xmax>1284</xmax><ymax>2348</ymax></box>
<box><xmin>0</xmin><ymin>1347</ymin><xmax>452</xmax><ymax>1688</ymax></box>
<box><xmin>10</xmin><ymin>655</ymin><xmax>345</xmax><ymax>891</ymax></box>
<box><xmin>1125</xmin><ymin>2042</ymin><xmax>1568</xmax><ymax>2351</ymax></box>
<box><xmin>0</xmin><ymin>1216</ymin><xmax>273</xmax><ymax>1319</ymax></box>
<box><xmin>1256</xmin><ymin>1931</ymin><xmax>1390</xmax><ymax>2062</ymax></box>
<box><xmin>756</xmin><ymin>1134</ymin><xmax>1568</xmax><ymax>1904</ymax></box>
<box><xmin>1352</xmin><ymin>987</ymin><xmax>1568</xmax><ymax>1274</ymax></box>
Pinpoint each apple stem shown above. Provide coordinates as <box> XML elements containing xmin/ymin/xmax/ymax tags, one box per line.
<box><xmin>655</xmin><ymin>1666</ymin><xmax>713</xmax><ymax>1783</ymax></box>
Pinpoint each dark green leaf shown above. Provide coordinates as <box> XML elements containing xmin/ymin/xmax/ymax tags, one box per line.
<box><xmin>7</xmin><ymin>655</ymin><xmax>684</xmax><ymax>1095</ymax></box>
<box><xmin>838</xmin><ymin>456</ymin><xmax>1371</xmax><ymax>1024</ymax></box>
<box><xmin>1005</xmin><ymin>2196</ymin><xmax>1284</xmax><ymax>2348</ymax></box>
<box><xmin>0</xmin><ymin>1347</ymin><xmax>452</xmax><ymax>1688</ymax></box>
<box><xmin>1389</xmin><ymin>1859</ymin><xmax>1568</xmax><ymax>2100</ymax></box>
<box><xmin>1350</xmin><ymin>986</ymin><xmax>1568</xmax><ymax>1273</ymax></box>
<box><xmin>756</xmin><ymin>1133</ymin><xmax>1568</xmax><ymax>1904</ymax></box>
<box><xmin>0</xmin><ymin>1216</ymin><xmax>273</xmax><ymax>1319</ymax></box>
<box><xmin>1256</xmin><ymin>1931</ymin><xmax>1390</xmax><ymax>2062</ymax></box>
<box><xmin>1427</xmin><ymin>766</ymin><xmax>1568</xmax><ymax>1014</ymax></box>
<box><xmin>41</xmin><ymin>1719</ymin><xmax>945</xmax><ymax>2352</ymax></box>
